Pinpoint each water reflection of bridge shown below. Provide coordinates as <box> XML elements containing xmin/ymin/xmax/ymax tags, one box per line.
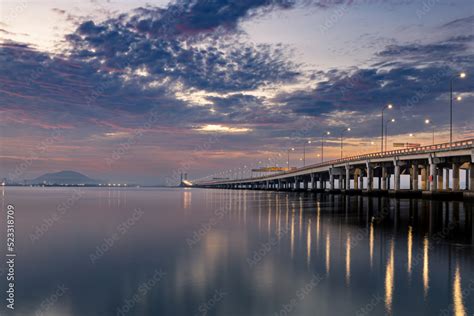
<box><xmin>201</xmin><ymin>189</ymin><xmax>472</xmax><ymax>314</ymax></box>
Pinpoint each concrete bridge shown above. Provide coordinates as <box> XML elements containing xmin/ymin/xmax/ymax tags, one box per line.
<box><xmin>194</xmin><ymin>139</ymin><xmax>474</xmax><ymax>200</ymax></box>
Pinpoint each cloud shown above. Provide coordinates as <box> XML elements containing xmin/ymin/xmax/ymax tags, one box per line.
<box><xmin>274</xmin><ymin>33</ymin><xmax>474</xmax><ymax>137</ymax></box>
<box><xmin>67</xmin><ymin>16</ymin><xmax>299</xmax><ymax>92</ymax></box>
<box><xmin>195</xmin><ymin>124</ymin><xmax>252</xmax><ymax>133</ymax></box>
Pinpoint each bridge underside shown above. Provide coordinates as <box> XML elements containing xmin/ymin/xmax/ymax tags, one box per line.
<box><xmin>195</xmin><ymin>140</ymin><xmax>474</xmax><ymax>200</ymax></box>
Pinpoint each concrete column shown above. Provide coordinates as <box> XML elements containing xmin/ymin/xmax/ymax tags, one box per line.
<box><xmin>329</xmin><ymin>169</ymin><xmax>335</xmax><ymax>190</ymax></box>
<box><xmin>452</xmin><ymin>163</ymin><xmax>460</xmax><ymax>191</ymax></box>
<box><xmin>394</xmin><ymin>164</ymin><xmax>400</xmax><ymax>190</ymax></box>
<box><xmin>366</xmin><ymin>162</ymin><xmax>373</xmax><ymax>191</ymax></box>
<box><xmin>470</xmin><ymin>163</ymin><xmax>474</xmax><ymax>191</ymax></box>
<box><xmin>354</xmin><ymin>170</ymin><xmax>359</xmax><ymax>190</ymax></box>
<box><xmin>444</xmin><ymin>168</ymin><xmax>450</xmax><ymax>190</ymax></box>
<box><xmin>381</xmin><ymin>166</ymin><xmax>387</xmax><ymax>190</ymax></box>
<box><xmin>294</xmin><ymin>177</ymin><xmax>298</xmax><ymax>190</ymax></box>
<box><xmin>412</xmin><ymin>164</ymin><xmax>419</xmax><ymax>190</ymax></box>
<box><xmin>438</xmin><ymin>168</ymin><xmax>444</xmax><ymax>190</ymax></box>
<box><xmin>359</xmin><ymin>170</ymin><xmax>364</xmax><ymax>190</ymax></box>
<box><xmin>310</xmin><ymin>174</ymin><xmax>315</xmax><ymax>190</ymax></box>
<box><xmin>345</xmin><ymin>166</ymin><xmax>350</xmax><ymax>190</ymax></box>
<box><xmin>319</xmin><ymin>176</ymin><xmax>324</xmax><ymax>190</ymax></box>
<box><xmin>430</xmin><ymin>162</ymin><xmax>438</xmax><ymax>191</ymax></box>
<box><xmin>421</xmin><ymin>166</ymin><xmax>427</xmax><ymax>190</ymax></box>
<box><xmin>303</xmin><ymin>179</ymin><xmax>308</xmax><ymax>190</ymax></box>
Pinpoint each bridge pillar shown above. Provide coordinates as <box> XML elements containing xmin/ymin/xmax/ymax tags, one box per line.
<box><xmin>452</xmin><ymin>163</ymin><xmax>460</xmax><ymax>191</ymax></box>
<box><xmin>310</xmin><ymin>174</ymin><xmax>315</xmax><ymax>190</ymax></box>
<box><xmin>438</xmin><ymin>168</ymin><xmax>444</xmax><ymax>190</ymax></box>
<box><xmin>470</xmin><ymin>163</ymin><xmax>474</xmax><ymax>191</ymax></box>
<box><xmin>294</xmin><ymin>177</ymin><xmax>299</xmax><ymax>190</ymax></box>
<box><xmin>366</xmin><ymin>162</ymin><xmax>373</xmax><ymax>191</ymax></box>
<box><xmin>303</xmin><ymin>178</ymin><xmax>308</xmax><ymax>191</ymax></box>
<box><xmin>319</xmin><ymin>176</ymin><xmax>324</xmax><ymax>190</ymax></box>
<box><xmin>394</xmin><ymin>163</ymin><xmax>401</xmax><ymax>190</ymax></box>
<box><xmin>412</xmin><ymin>164</ymin><xmax>419</xmax><ymax>190</ymax></box>
<box><xmin>421</xmin><ymin>165</ymin><xmax>428</xmax><ymax>190</ymax></box>
<box><xmin>354</xmin><ymin>170</ymin><xmax>359</xmax><ymax>190</ymax></box>
<box><xmin>444</xmin><ymin>168</ymin><xmax>450</xmax><ymax>190</ymax></box>
<box><xmin>345</xmin><ymin>165</ymin><xmax>350</xmax><ymax>190</ymax></box>
<box><xmin>329</xmin><ymin>169</ymin><xmax>335</xmax><ymax>190</ymax></box>
<box><xmin>381</xmin><ymin>165</ymin><xmax>387</xmax><ymax>190</ymax></box>
<box><xmin>429</xmin><ymin>162</ymin><xmax>438</xmax><ymax>191</ymax></box>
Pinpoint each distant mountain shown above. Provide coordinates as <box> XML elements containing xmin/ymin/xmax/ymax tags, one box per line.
<box><xmin>28</xmin><ymin>170</ymin><xmax>99</xmax><ymax>185</ymax></box>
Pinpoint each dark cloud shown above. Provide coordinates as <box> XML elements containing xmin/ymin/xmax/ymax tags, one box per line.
<box><xmin>275</xmin><ymin>34</ymin><xmax>474</xmax><ymax>137</ymax></box>
<box><xmin>441</xmin><ymin>15</ymin><xmax>474</xmax><ymax>30</ymax></box>
<box><xmin>67</xmin><ymin>12</ymin><xmax>299</xmax><ymax>92</ymax></box>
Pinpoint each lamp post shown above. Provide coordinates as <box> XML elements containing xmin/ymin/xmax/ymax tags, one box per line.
<box><xmin>384</xmin><ymin>118</ymin><xmax>395</xmax><ymax>152</ymax></box>
<box><xmin>381</xmin><ymin>104</ymin><xmax>393</xmax><ymax>152</ymax></box>
<box><xmin>287</xmin><ymin>147</ymin><xmax>295</xmax><ymax>170</ymax></box>
<box><xmin>303</xmin><ymin>140</ymin><xmax>311</xmax><ymax>166</ymax></box>
<box><xmin>424</xmin><ymin>119</ymin><xmax>435</xmax><ymax>145</ymax></box>
<box><xmin>321</xmin><ymin>131</ymin><xmax>330</xmax><ymax>162</ymax></box>
<box><xmin>340</xmin><ymin>127</ymin><xmax>351</xmax><ymax>159</ymax></box>
<box><xmin>450</xmin><ymin>72</ymin><xmax>466</xmax><ymax>144</ymax></box>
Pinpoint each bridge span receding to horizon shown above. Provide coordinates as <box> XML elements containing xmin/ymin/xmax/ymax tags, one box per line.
<box><xmin>193</xmin><ymin>139</ymin><xmax>474</xmax><ymax>200</ymax></box>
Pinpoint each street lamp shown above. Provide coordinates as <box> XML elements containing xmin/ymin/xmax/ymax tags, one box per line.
<box><xmin>450</xmin><ymin>72</ymin><xmax>466</xmax><ymax>144</ymax></box>
<box><xmin>381</xmin><ymin>104</ymin><xmax>393</xmax><ymax>152</ymax></box>
<box><xmin>340</xmin><ymin>127</ymin><xmax>351</xmax><ymax>159</ymax></box>
<box><xmin>303</xmin><ymin>140</ymin><xmax>311</xmax><ymax>166</ymax></box>
<box><xmin>425</xmin><ymin>119</ymin><xmax>435</xmax><ymax>145</ymax></box>
<box><xmin>287</xmin><ymin>147</ymin><xmax>295</xmax><ymax>170</ymax></box>
<box><xmin>384</xmin><ymin>118</ymin><xmax>395</xmax><ymax>152</ymax></box>
<box><xmin>321</xmin><ymin>131</ymin><xmax>330</xmax><ymax>162</ymax></box>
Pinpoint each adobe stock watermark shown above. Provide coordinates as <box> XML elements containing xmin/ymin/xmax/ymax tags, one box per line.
<box><xmin>415</xmin><ymin>0</ymin><xmax>441</xmax><ymax>19</ymax></box>
<box><xmin>273</xmin><ymin>273</ymin><xmax>324</xmax><ymax>316</ymax></box>
<box><xmin>3</xmin><ymin>0</ymin><xmax>28</xmax><ymax>25</ymax></box>
<box><xmin>89</xmin><ymin>208</ymin><xmax>144</xmax><ymax>264</ymax></box>
<box><xmin>247</xmin><ymin>226</ymin><xmax>290</xmax><ymax>268</ymax></box>
<box><xmin>34</xmin><ymin>284</ymin><xmax>68</xmax><ymax>316</ymax></box>
<box><xmin>186</xmin><ymin>205</ymin><xmax>231</xmax><ymax>248</ymax></box>
<box><xmin>409</xmin><ymin>220</ymin><xmax>458</xmax><ymax>270</ymax></box>
<box><xmin>355</xmin><ymin>292</ymin><xmax>384</xmax><ymax>316</ymax></box>
<box><xmin>438</xmin><ymin>276</ymin><xmax>474</xmax><ymax>316</ymax></box>
<box><xmin>116</xmin><ymin>269</ymin><xmax>166</xmax><ymax>316</ymax></box>
<box><xmin>30</xmin><ymin>188</ymin><xmax>85</xmax><ymax>243</ymax></box>
<box><xmin>104</xmin><ymin>107</ymin><xmax>169</xmax><ymax>167</ymax></box>
<box><xmin>165</xmin><ymin>133</ymin><xmax>221</xmax><ymax>186</ymax></box>
<box><xmin>319</xmin><ymin>3</ymin><xmax>350</xmax><ymax>34</ymax></box>
<box><xmin>195</xmin><ymin>289</ymin><xmax>227</xmax><ymax>316</ymax></box>
<box><xmin>8</xmin><ymin>128</ymin><xmax>62</xmax><ymax>181</ymax></box>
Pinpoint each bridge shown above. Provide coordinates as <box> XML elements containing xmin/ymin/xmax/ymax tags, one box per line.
<box><xmin>193</xmin><ymin>139</ymin><xmax>474</xmax><ymax>200</ymax></box>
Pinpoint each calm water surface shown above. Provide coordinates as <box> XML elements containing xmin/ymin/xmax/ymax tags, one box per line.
<box><xmin>0</xmin><ymin>187</ymin><xmax>473</xmax><ymax>316</ymax></box>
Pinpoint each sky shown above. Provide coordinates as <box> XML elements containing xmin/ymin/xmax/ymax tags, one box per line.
<box><xmin>0</xmin><ymin>0</ymin><xmax>473</xmax><ymax>185</ymax></box>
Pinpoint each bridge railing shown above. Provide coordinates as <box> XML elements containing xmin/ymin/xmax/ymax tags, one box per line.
<box><xmin>197</xmin><ymin>139</ymin><xmax>474</xmax><ymax>185</ymax></box>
